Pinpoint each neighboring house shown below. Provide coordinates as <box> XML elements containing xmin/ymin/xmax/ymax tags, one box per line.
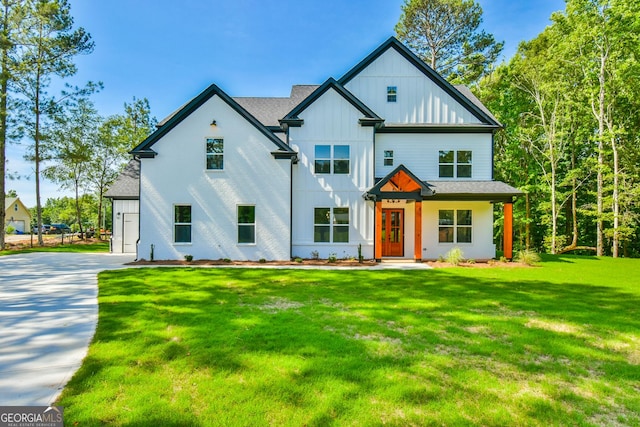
<box><xmin>105</xmin><ymin>160</ymin><xmax>140</xmax><ymax>253</ymax></box>
<box><xmin>4</xmin><ymin>197</ymin><xmax>31</xmax><ymax>233</ymax></box>
<box><xmin>125</xmin><ymin>37</ymin><xmax>520</xmax><ymax>262</ymax></box>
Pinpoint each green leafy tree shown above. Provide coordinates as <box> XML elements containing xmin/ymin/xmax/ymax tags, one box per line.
<box><xmin>13</xmin><ymin>0</ymin><xmax>93</xmax><ymax>245</ymax></box>
<box><xmin>395</xmin><ymin>0</ymin><xmax>503</xmax><ymax>85</ymax></box>
<box><xmin>89</xmin><ymin>97</ymin><xmax>155</xmax><ymax>233</ymax></box>
<box><xmin>44</xmin><ymin>96</ymin><xmax>98</xmax><ymax>237</ymax></box>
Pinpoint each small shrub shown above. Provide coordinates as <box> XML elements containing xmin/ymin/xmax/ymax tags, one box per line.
<box><xmin>150</xmin><ymin>244</ymin><xmax>155</xmax><ymax>262</ymax></box>
<box><xmin>223</xmin><ymin>258</ymin><xmax>231</xmax><ymax>263</ymax></box>
<box><xmin>328</xmin><ymin>253</ymin><xmax>337</xmax><ymax>263</ymax></box>
<box><xmin>500</xmin><ymin>256</ymin><xmax>509</xmax><ymax>263</ymax></box>
<box><xmin>358</xmin><ymin>243</ymin><xmax>363</xmax><ymax>263</ymax></box>
<box><xmin>438</xmin><ymin>255</ymin><xmax>445</xmax><ymax>262</ymax></box>
<box><xmin>445</xmin><ymin>247</ymin><xmax>465</xmax><ymax>266</ymax></box>
<box><xmin>259</xmin><ymin>258</ymin><xmax>267</xmax><ymax>264</ymax></box>
<box><xmin>295</xmin><ymin>257</ymin><xmax>303</xmax><ymax>263</ymax></box>
<box><xmin>311</xmin><ymin>250</ymin><xmax>320</xmax><ymax>260</ymax></box>
<box><xmin>516</xmin><ymin>249</ymin><xmax>541</xmax><ymax>266</ymax></box>
<box><xmin>184</xmin><ymin>254</ymin><xmax>193</xmax><ymax>262</ymax></box>
<box><xmin>467</xmin><ymin>259</ymin><xmax>476</xmax><ymax>264</ymax></box>
<box><xmin>5</xmin><ymin>225</ymin><xmax>15</xmax><ymax>234</ymax></box>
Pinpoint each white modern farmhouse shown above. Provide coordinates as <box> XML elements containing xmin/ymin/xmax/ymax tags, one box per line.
<box><xmin>125</xmin><ymin>37</ymin><xmax>520</xmax><ymax>262</ymax></box>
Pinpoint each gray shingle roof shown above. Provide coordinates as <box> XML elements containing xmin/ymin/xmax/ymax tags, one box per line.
<box><xmin>454</xmin><ymin>85</ymin><xmax>500</xmax><ymax>126</ymax></box>
<box><xmin>234</xmin><ymin>85</ymin><xmax>319</xmax><ymax>127</ymax></box>
<box><xmin>105</xmin><ymin>160</ymin><xmax>140</xmax><ymax>199</ymax></box>
<box><xmin>425</xmin><ymin>180</ymin><xmax>521</xmax><ymax>201</ymax></box>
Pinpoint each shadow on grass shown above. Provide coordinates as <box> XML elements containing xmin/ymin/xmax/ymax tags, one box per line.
<box><xmin>59</xmin><ymin>267</ymin><xmax>640</xmax><ymax>425</ymax></box>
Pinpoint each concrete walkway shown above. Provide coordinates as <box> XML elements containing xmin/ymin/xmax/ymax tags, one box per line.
<box><xmin>0</xmin><ymin>252</ymin><xmax>134</xmax><ymax>405</ymax></box>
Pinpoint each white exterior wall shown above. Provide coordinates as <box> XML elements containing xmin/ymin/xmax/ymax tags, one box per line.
<box><xmin>375</xmin><ymin>133</ymin><xmax>493</xmax><ymax>180</ymax></box>
<box><xmin>111</xmin><ymin>199</ymin><xmax>139</xmax><ymax>253</ymax></box>
<box><xmin>423</xmin><ymin>201</ymin><xmax>495</xmax><ymax>260</ymax></box>
<box><xmin>138</xmin><ymin>95</ymin><xmax>291</xmax><ymax>261</ymax></box>
<box><xmin>345</xmin><ymin>49</ymin><xmax>482</xmax><ymax>125</ymax></box>
<box><xmin>289</xmin><ymin>88</ymin><xmax>375</xmax><ymax>259</ymax></box>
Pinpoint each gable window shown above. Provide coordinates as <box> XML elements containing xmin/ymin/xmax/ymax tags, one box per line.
<box><xmin>438</xmin><ymin>209</ymin><xmax>472</xmax><ymax>243</ymax></box>
<box><xmin>14</xmin><ymin>203</ymin><xmax>18</xmax><ymax>211</ymax></box>
<box><xmin>238</xmin><ymin>205</ymin><xmax>255</xmax><ymax>244</ymax></box>
<box><xmin>384</xmin><ymin>150</ymin><xmax>394</xmax><ymax>166</ymax></box>
<box><xmin>174</xmin><ymin>205</ymin><xmax>192</xmax><ymax>243</ymax></box>
<box><xmin>314</xmin><ymin>145</ymin><xmax>350</xmax><ymax>174</ymax></box>
<box><xmin>439</xmin><ymin>150</ymin><xmax>472</xmax><ymax>178</ymax></box>
<box><xmin>206</xmin><ymin>138</ymin><xmax>224</xmax><ymax>170</ymax></box>
<box><xmin>314</xmin><ymin>207</ymin><xmax>349</xmax><ymax>243</ymax></box>
<box><xmin>387</xmin><ymin>86</ymin><xmax>397</xmax><ymax>102</ymax></box>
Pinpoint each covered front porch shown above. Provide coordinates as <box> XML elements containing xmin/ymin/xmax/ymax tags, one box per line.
<box><xmin>365</xmin><ymin>165</ymin><xmax>521</xmax><ymax>262</ymax></box>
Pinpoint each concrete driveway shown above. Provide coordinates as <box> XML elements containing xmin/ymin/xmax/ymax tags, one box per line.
<box><xmin>0</xmin><ymin>252</ymin><xmax>134</xmax><ymax>405</ymax></box>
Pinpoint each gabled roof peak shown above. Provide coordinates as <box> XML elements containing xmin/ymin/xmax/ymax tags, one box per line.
<box><xmin>338</xmin><ymin>36</ymin><xmax>501</xmax><ymax>127</ymax></box>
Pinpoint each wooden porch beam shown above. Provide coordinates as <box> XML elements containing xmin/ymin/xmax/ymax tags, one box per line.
<box><xmin>414</xmin><ymin>200</ymin><xmax>422</xmax><ymax>262</ymax></box>
<box><xmin>375</xmin><ymin>201</ymin><xmax>382</xmax><ymax>261</ymax></box>
<box><xmin>504</xmin><ymin>202</ymin><xmax>513</xmax><ymax>260</ymax></box>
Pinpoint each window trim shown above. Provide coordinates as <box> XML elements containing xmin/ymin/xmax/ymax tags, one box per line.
<box><xmin>173</xmin><ymin>204</ymin><xmax>192</xmax><ymax>244</ymax></box>
<box><xmin>314</xmin><ymin>144</ymin><xmax>350</xmax><ymax>175</ymax></box>
<box><xmin>314</xmin><ymin>206</ymin><xmax>350</xmax><ymax>243</ymax></box>
<box><xmin>439</xmin><ymin>150</ymin><xmax>472</xmax><ymax>178</ymax></box>
<box><xmin>387</xmin><ymin>86</ymin><xmax>397</xmax><ymax>103</ymax></box>
<box><xmin>438</xmin><ymin>209</ymin><xmax>472</xmax><ymax>244</ymax></box>
<box><xmin>237</xmin><ymin>205</ymin><xmax>256</xmax><ymax>245</ymax></box>
<box><xmin>384</xmin><ymin>150</ymin><xmax>394</xmax><ymax>166</ymax></box>
<box><xmin>205</xmin><ymin>137</ymin><xmax>224</xmax><ymax>171</ymax></box>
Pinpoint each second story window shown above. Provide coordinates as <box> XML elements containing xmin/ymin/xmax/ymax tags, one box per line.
<box><xmin>387</xmin><ymin>86</ymin><xmax>397</xmax><ymax>102</ymax></box>
<box><xmin>206</xmin><ymin>138</ymin><xmax>224</xmax><ymax>170</ymax></box>
<box><xmin>439</xmin><ymin>150</ymin><xmax>472</xmax><ymax>178</ymax></box>
<box><xmin>315</xmin><ymin>145</ymin><xmax>350</xmax><ymax>174</ymax></box>
<box><xmin>384</xmin><ymin>150</ymin><xmax>394</xmax><ymax>166</ymax></box>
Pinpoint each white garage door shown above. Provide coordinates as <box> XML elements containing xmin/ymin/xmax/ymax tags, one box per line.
<box><xmin>7</xmin><ymin>220</ymin><xmax>25</xmax><ymax>232</ymax></box>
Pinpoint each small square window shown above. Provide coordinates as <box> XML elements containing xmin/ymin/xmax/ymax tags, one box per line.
<box><xmin>387</xmin><ymin>86</ymin><xmax>397</xmax><ymax>102</ymax></box>
<box><xmin>384</xmin><ymin>150</ymin><xmax>393</xmax><ymax>166</ymax></box>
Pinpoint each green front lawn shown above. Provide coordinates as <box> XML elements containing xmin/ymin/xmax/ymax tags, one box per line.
<box><xmin>58</xmin><ymin>255</ymin><xmax>640</xmax><ymax>426</ymax></box>
<box><xmin>0</xmin><ymin>240</ymin><xmax>109</xmax><ymax>256</ymax></box>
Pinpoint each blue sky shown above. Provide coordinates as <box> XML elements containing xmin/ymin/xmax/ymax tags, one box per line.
<box><xmin>8</xmin><ymin>0</ymin><xmax>565</xmax><ymax>207</ymax></box>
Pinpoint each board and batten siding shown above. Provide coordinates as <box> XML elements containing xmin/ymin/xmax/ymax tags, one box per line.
<box><xmin>344</xmin><ymin>48</ymin><xmax>482</xmax><ymax>125</ymax></box>
<box><xmin>289</xmin><ymin>88</ymin><xmax>375</xmax><ymax>259</ymax></box>
<box><xmin>423</xmin><ymin>201</ymin><xmax>495</xmax><ymax>260</ymax></box>
<box><xmin>138</xmin><ymin>94</ymin><xmax>291</xmax><ymax>261</ymax></box>
<box><xmin>375</xmin><ymin>133</ymin><xmax>492</xmax><ymax>180</ymax></box>
<box><xmin>111</xmin><ymin>199</ymin><xmax>139</xmax><ymax>253</ymax></box>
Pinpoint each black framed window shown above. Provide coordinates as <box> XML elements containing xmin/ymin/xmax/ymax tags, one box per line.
<box><xmin>206</xmin><ymin>138</ymin><xmax>224</xmax><ymax>170</ymax></box>
<box><xmin>238</xmin><ymin>205</ymin><xmax>255</xmax><ymax>244</ymax></box>
<box><xmin>174</xmin><ymin>205</ymin><xmax>192</xmax><ymax>243</ymax></box>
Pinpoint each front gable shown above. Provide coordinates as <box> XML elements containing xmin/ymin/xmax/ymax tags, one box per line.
<box><xmin>131</xmin><ymin>84</ymin><xmax>296</xmax><ymax>160</ymax></box>
<box><xmin>339</xmin><ymin>37</ymin><xmax>500</xmax><ymax>128</ymax></box>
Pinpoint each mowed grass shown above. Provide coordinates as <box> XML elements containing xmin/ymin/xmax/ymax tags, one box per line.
<box><xmin>57</xmin><ymin>255</ymin><xmax>640</xmax><ymax>426</ymax></box>
<box><xmin>0</xmin><ymin>240</ymin><xmax>109</xmax><ymax>256</ymax></box>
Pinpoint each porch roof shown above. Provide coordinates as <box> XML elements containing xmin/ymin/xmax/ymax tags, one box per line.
<box><xmin>366</xmin><ymin>165</ymin><xmax>522</xmax><ymax>203</ymax></box>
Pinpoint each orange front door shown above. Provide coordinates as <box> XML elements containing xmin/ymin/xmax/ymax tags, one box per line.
<box><xmin>382</xmin><ymin>209</ymin><xmax>404</xmax><ymax>257</ymax></box>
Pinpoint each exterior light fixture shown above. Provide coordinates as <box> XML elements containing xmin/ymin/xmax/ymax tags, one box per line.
<box><xmin>210</xmin><ymin>119</ymin><xmax>217</xmax><ymax>126</ymax></box>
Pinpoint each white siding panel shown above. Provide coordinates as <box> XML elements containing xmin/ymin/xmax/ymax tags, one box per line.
<box><xmin>375</xmin><ymin>133</ymin><xmax>492</xmax><ymax>180</ymax></box>
<box><xmin>138</xmin><ymin>95</ymin><xmax>291</xmax><ymax>261</ymax></box>
<box><xmin>423</xmin><ymin>201</ymin><xmax>495</xmax><ymax>260</ymax></box>
<box><xmin>345</xmin><ymin>49</ymin><xmax>482</xmax><ymax>125</ymax></box>
<box><xmin>289</xmin><ymin>88</ymin><xmax>375</xmax><ymax>259</ymax></box>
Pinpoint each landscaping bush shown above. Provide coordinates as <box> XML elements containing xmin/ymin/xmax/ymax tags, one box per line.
<box><xmin>445</xmin><ymin>247</ymin><xmax>465</xmax><ymax>266</ymax></box>
<box><xmin>515</xmin><ymin>249</ymin><xmax>541</xmax><ymax>266</ymax></box>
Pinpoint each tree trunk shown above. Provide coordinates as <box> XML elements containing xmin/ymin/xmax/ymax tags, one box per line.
<box><xmin>595</xmin><ymin>52</ymin><xmax>607</xmax><ymax>257</ymax></box>
<box><xmin>611</xmin><ymin>133</ymin><xmax>619</xmax><ymax>257</ymax></box>
<box><xmin>35</xmin><ymin>69</ymin><xmax>43</xmax><ymax>246</ymax></box>
<box><xmin>0</xmin><ymin>0</ymin><xmax>9</xmax><ymax>250</ymax></box>
<box><xmin>525</xmin><ymin>193</ymin><xmax>531</xmax><ymax>250</ymax></box>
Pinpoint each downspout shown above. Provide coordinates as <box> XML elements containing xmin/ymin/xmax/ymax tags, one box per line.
<box><xmin>134</xmin><ymin>155</ymin><xmax>141</xmax><ymax>261</ymax></box>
